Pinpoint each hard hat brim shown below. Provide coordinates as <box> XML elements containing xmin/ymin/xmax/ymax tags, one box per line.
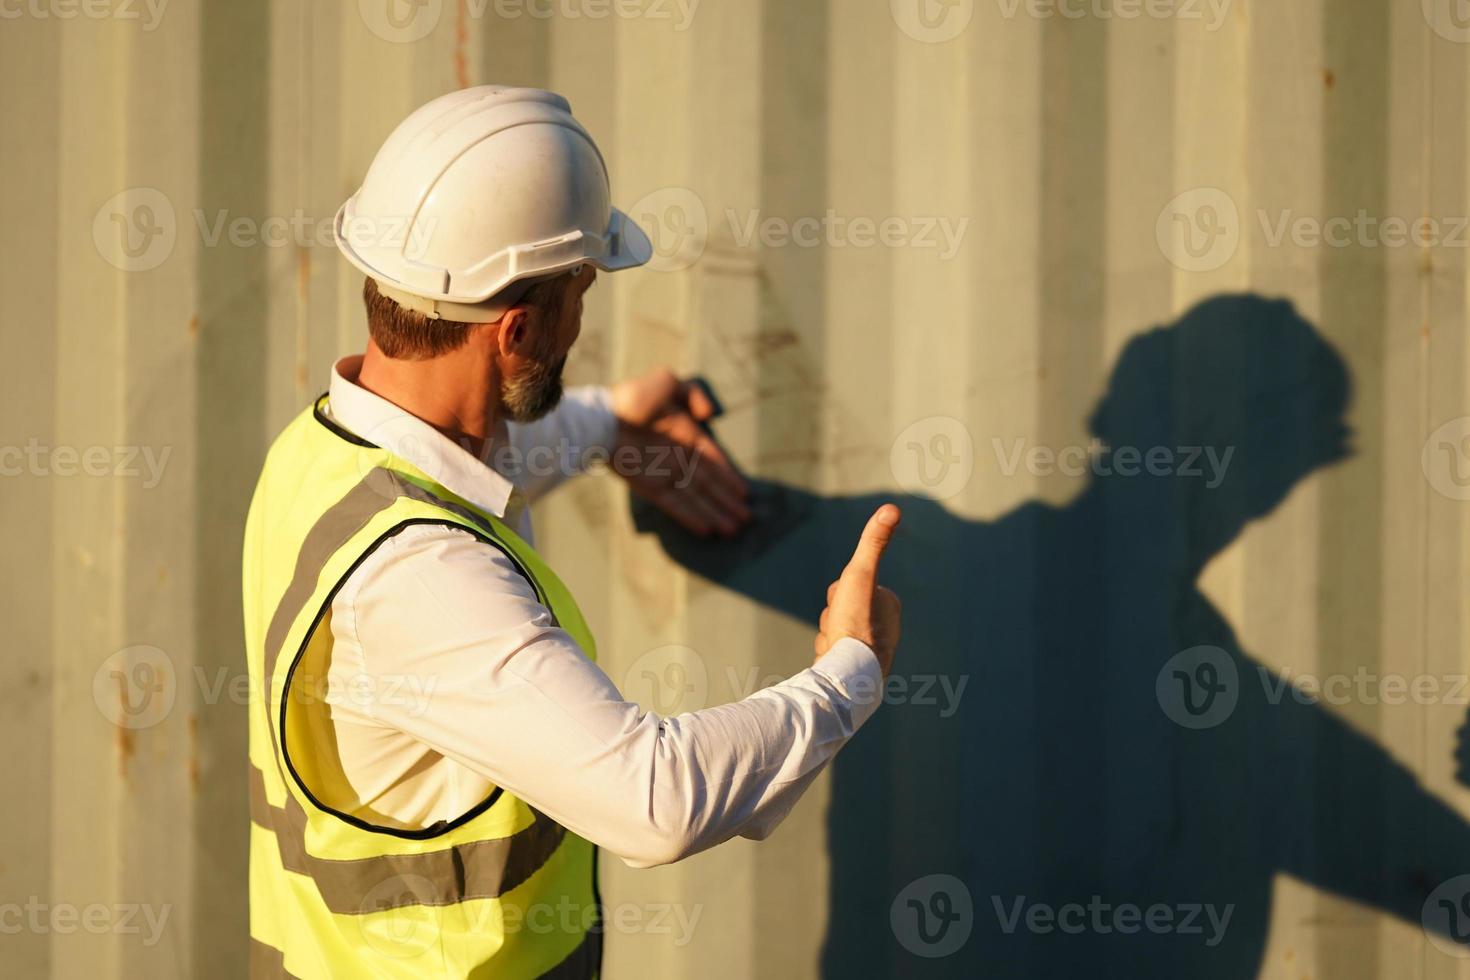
<box><xmin>334</xmin><ymin>200</ymin><xmax>655</xmax><ymax>306</ymax></box>
<box><xmin>600</xmin><ymin>207</ymin><xmax>653</xmax><ymax>272</ymax></box>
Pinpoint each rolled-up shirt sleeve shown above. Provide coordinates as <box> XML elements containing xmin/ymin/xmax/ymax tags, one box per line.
<box><xmin>335</xmin><ymin>523</ymin><xmax>883</xmax><ymax>868</ymax></box>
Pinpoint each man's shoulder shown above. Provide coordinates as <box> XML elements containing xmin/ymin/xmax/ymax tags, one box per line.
<box><xmin>339</xmin><ymin>519</ymin><xmax>543</xmax><ymax>608</ymax></box>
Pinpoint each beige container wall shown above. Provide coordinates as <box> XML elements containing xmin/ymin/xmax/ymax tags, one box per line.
<box><xmin>4</xmin><ymin>0</ymin><xmax>1470</xmax><ymax>978</ymax></box>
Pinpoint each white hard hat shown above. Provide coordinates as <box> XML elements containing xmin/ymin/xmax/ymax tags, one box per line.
<box><xmin>334</xmin><ymin>86</ymin><xmax>653</xmax><ymax>322</ymax></box>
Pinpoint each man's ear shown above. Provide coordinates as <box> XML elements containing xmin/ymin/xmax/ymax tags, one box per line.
<box><xmin>496</xmin><ymin>307</ymin><xmax>530</xmax><ymax>358</ymax></box>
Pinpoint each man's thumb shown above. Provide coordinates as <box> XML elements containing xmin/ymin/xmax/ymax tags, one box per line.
<box><xmin>839</xmin><ymin>504</ymin><xmax>901</xmax><ymax>594</ymax></box>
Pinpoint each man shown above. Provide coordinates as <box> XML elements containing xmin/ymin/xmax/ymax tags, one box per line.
<box><xmin>242</xmin><ymin>86</ymin><xmax>901</xmax><ymax>980</ymax></box>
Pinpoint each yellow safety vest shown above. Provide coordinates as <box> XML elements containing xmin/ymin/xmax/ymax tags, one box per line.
<box><xmin>242</xmin><ymin>396</ymin><xmax>600</xmax><ymax>979</ymax></box>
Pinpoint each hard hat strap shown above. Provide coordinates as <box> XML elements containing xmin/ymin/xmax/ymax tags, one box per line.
<box><xmin>375</xmin><ymin>277</ymin><xmax>540</xmax><ymax>324</ymax></box>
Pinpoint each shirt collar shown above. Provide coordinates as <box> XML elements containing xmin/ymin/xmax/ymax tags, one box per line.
<box><xmin>326</xmin><ymin>355</ymin><xmax>515</xmax><ymax>519</ymax></box>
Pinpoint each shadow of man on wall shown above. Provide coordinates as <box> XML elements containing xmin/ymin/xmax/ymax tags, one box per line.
<box><xmin>633</xmin><ymin>293</ymin><xmax>1470</xmax><ymax>978</ymax></box>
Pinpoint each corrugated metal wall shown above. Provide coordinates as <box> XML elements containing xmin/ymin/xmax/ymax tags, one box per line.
<box><xmin>4</xmin><ymin>0</ymin><xmax>1470</xmax><ymax>976</ymax></box>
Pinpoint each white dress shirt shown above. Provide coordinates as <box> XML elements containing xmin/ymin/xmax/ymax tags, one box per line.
<box><xmin>318</xmin><ymin>356</ymin><xmax>884</xmax><ymax>867</ymax></box>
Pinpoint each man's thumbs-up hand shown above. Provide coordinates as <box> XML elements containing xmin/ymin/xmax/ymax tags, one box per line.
<box><xmin>815</xmin><ymin>504</ymin><xmax>902</xmax><ymax>676</ymax></box>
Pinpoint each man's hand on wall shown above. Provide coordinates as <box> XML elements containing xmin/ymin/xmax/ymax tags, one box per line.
<box><xmin>610</xmin><ymin>368</ymin><xmax>751</xmax><ymax>537</ymax></box>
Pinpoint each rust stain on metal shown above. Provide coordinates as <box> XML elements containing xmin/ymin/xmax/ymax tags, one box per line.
<box><xmin>751</xmin><ymin>330</ymin><xmax>800</xmax><ymax>357</ymax></box>
<box><xmin>454</xmin><ymin>0</ymin><xmax>471</xmax><ymax>90</ymax></box>
<box><xmin>633</xmin><ymin>314</ymin><xmax>690</xmax><ymax>340</ymax></box>
<box><xmin>116</xmin><ymin>687</ymin><xmax>135</xmax><ymax>777</ymax></box>
<box><xmin>296</xmin><ymin>247</ymin><xmax>311</xmax><ymax>305</ymax></box>
<box><xmin>187</xmin><ymin>713</ymin><xmax>200</xmax><ymax>793</ymax></box>
<box><xmin>1322</xmin><ymin>68</ymin><xmax>1335</xmax><ymax>91</ymax></box>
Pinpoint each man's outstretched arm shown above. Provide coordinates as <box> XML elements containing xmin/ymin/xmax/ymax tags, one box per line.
<box><xmin>327</xmin><ymin>507</ymin><xmax>900</xmax><ymax>868</ymax></box>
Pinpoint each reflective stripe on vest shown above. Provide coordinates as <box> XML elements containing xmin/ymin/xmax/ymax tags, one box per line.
<box><xmin>243</xmin><ymin>397</ymin><xmax>600</xmax><ymax>979</ymax></box>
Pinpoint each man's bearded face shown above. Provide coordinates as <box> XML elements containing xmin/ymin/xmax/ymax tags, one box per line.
<box><xmin>500</xmin><ymin>313</ymin><xmax>567</xmax><ymax>423</ymax></box>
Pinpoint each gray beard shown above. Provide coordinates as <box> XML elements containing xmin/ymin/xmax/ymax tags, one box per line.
<box><xmin>502</xmin><ymin>353</ymin><xmax>567</xmax><ymax>423</ymax></box>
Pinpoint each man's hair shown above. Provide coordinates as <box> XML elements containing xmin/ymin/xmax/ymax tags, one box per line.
<box><xmin>363</xmin><ymin>274</ymin><xmax>570</xmax><ymax>360</ymax></box>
